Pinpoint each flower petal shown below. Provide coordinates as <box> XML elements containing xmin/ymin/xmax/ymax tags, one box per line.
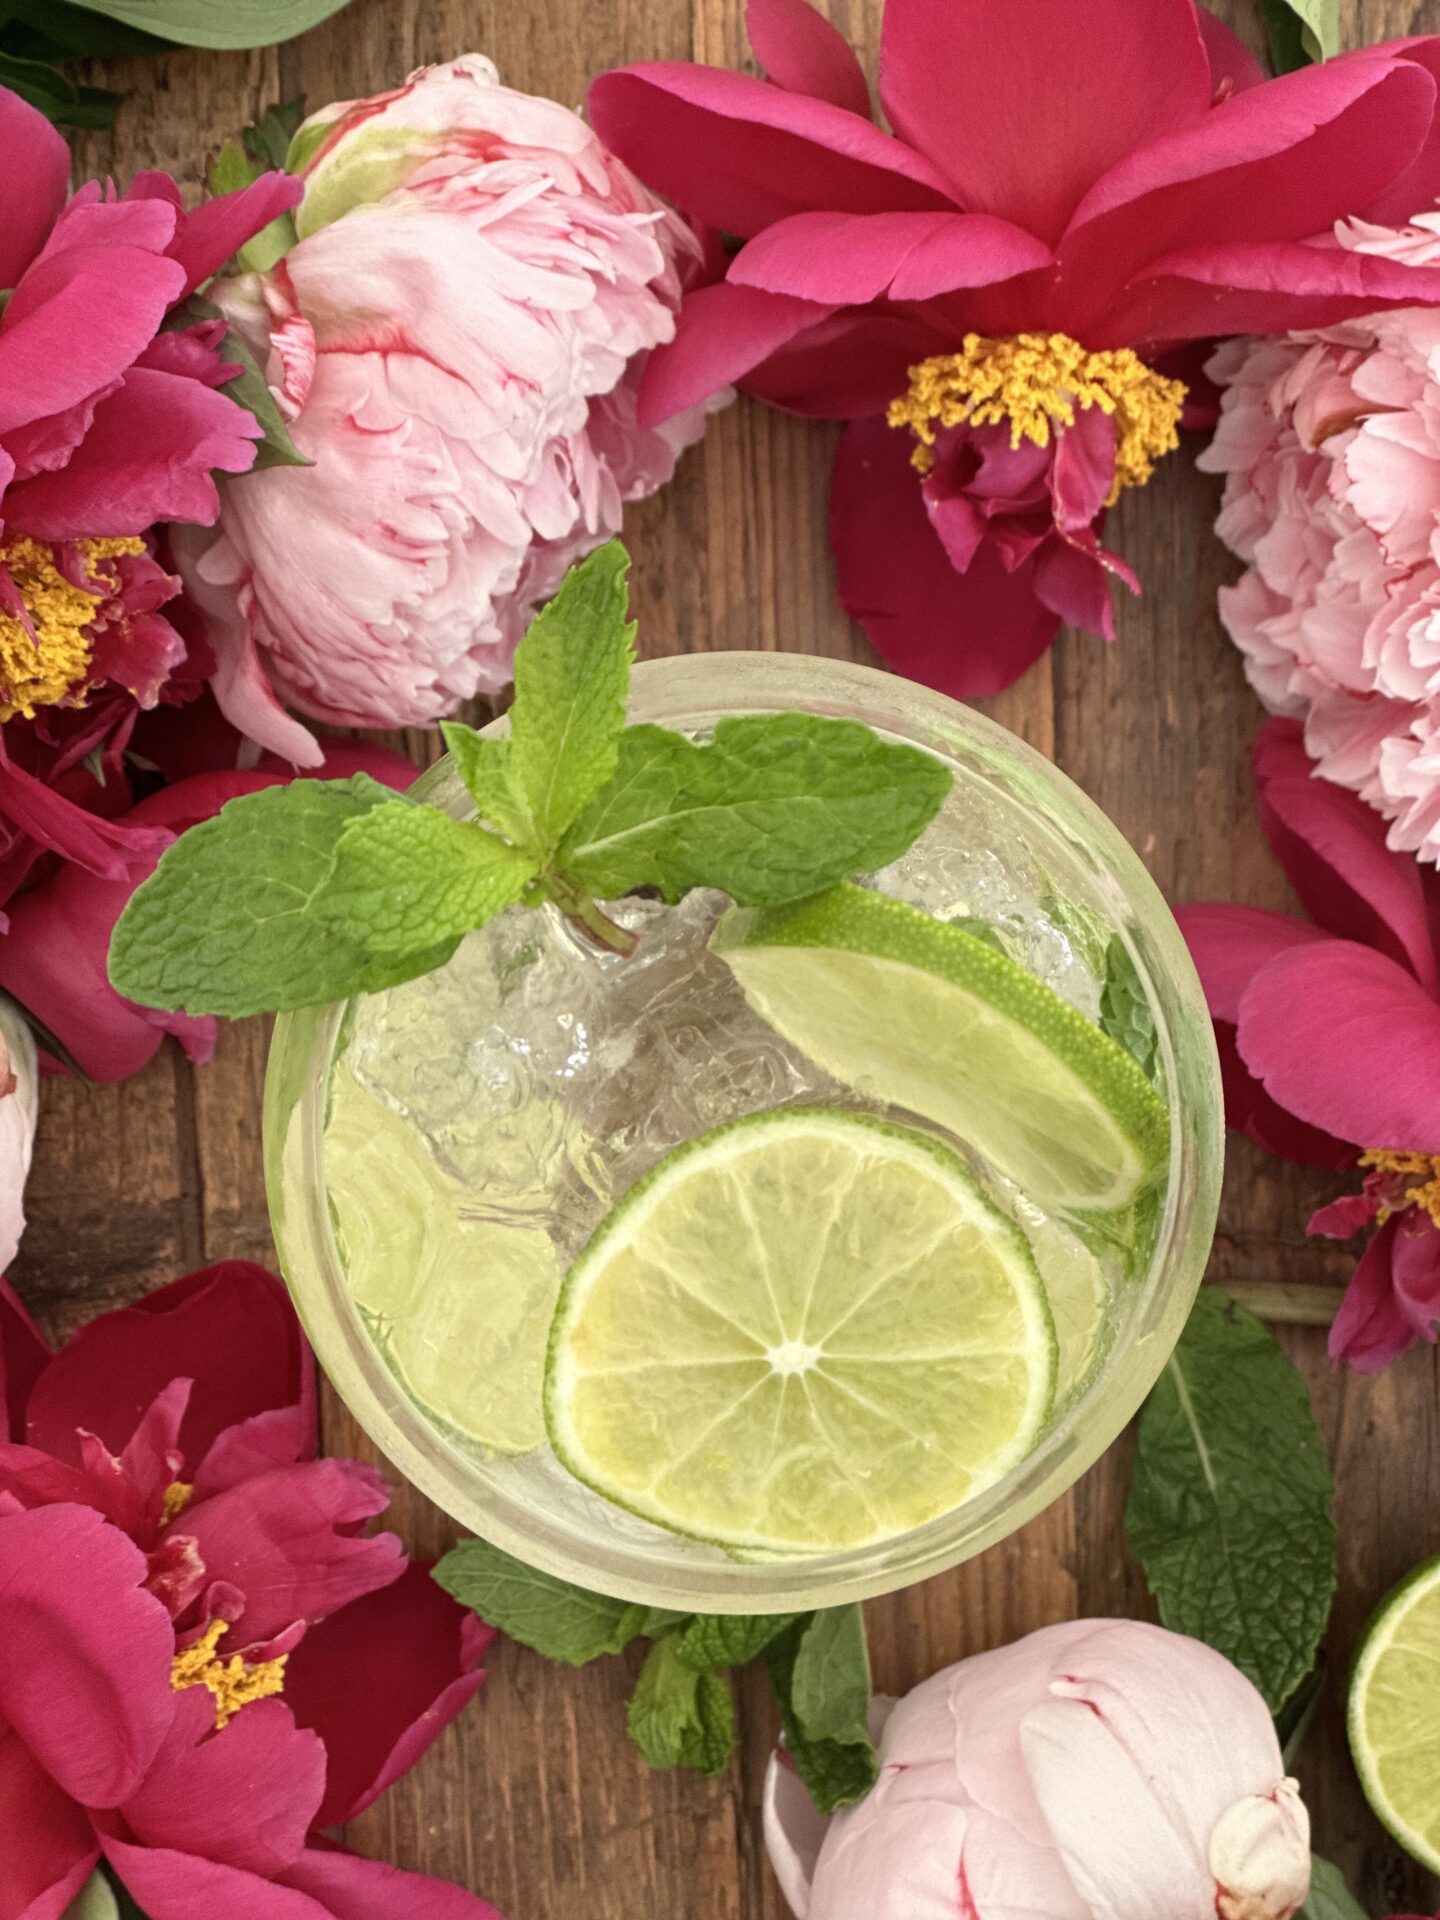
<box><xmin>1198</xmin><ymin>12</ymin><xmax>1266</xmax><ymax>98</ymax></box>
<box><xmin>745</xmin><ymin>0</ymin><xmax>871</xmax><ymax>117</ymax></box>
<box><xmin>1175</xmin><ymin>900</ymin><xmax>1332</xmax><ymax>1024</ymax></box>
<box><xmin>1237</xmin><ymin>940</ymin><xmax>1440</xmax><ymax>1152</ymax></box>
<box><xmin>829</xmin><ymin>415</ymin><xmax>1059</xmax><ymax>697</ymax></box>
<box><xmin>0</xmin><ymin>1504</ymin><xmax>173</xmax><ymax>1808</ymax></box>
<box><xmin>587</xmin><ymin>62</ymin><xmax>955</xmax><ymax>240</ymax></box>
<box><xmin>637</xmin><ymin>281</ymin><xmax>836</xmax><ymax>428</ymax></box>
<box><xmin>743</xmin><ymin>311</ymin><xmax>945</xmax><ymax>419</ymax></box>
<box><xmin>283</xmin><ymin>1563</ymin><xmax>491</xmax><ymax>1827</ymax></box>
<box><xmin>877</xmin><ymin>0</ymin><xmax>1210</xmax><ymax>244</ymax></box>
<box><xmin>0</xmin><ymin>1723</ymin><xmax>97</xmax><ymax>1920</ymax></box>
<box><xmin>1354</xmin><ymin>39</ymin><xmax>1440</xmax><ymax>225</ymax></box>
<box><xmin>1326</xmin><ymin>1212</ymin><xmax>1437</xmax><ymax>1372</ymax></box>
<box><xmin>0</xmin><ymin>1277</ymin><xmax>50</xmax><ymax>1446</ymax></box>
<box><xmin>99</xmin><ymin>1839</ymin><xmax>330</xmax><ymax>1920</ymax></box>
<box><xmin>163</xmin><ymin>174</ymin><xmax>303</xmax><ymax>300</ymax></box>
<box><xmin>0</xmin><ymin>90</ymin><xmax>70</xmax><ymax>290</ymax></box>
<box><xmin>278</xmin><ymin>1847</ymin><xmax>507</xmax><ymax>1920</ymax></box>
<box><xmin>727</xmin><ymin>209</ymin><xmax>1051</xmax><ymax>303</ymax></box>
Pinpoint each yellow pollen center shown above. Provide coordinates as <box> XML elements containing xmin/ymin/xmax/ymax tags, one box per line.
<box><xmin>170</xmin><ymin>1619</ymin><xmax>288</xmax><ymax>1730</ymax></box>
<box><xmin>1359</xmin><ymin>1149</ymin><xmax>1440</xmax><ymax>1229</ymax></box>
<box><xmin>887</xmin><ymin>332</ymin><xmax>1187</xmax><ymax>503</ymax></box>
<box><xmin>0</xmin><ymin>534</ymin><xmax>145</xmax><ymax>723</ymax></box>
<box><xmin>160</xmin><ymin>1481</ymin><xmax>195</xmax><ymax>1525</ymax></box>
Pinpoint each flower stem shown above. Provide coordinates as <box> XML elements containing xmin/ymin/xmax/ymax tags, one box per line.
<box><xmin>1221</xmin><ymin>1282</ymin><xmax>1348</xmax><ymax>1328</ymax></box>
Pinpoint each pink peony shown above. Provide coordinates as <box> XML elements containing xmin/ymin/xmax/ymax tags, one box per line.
<box><xmin>0</xmin><ymin>998</ymin><xmax>37</xmax><ymax>1278</ymax></box>
<box><xmin>182</xmin><ymin>54</ymin><xmax>719</xmax><ymax>768</ymax></box>
<box><xmin>764</xmin><ymin>1619</ymin><xmax>1311</xmax><ymax>1920</ymax></box>
<box><xmin>1203</xmin><ymin>204</ymin><xmax>1440</xmax><ymax>863</ymax></box>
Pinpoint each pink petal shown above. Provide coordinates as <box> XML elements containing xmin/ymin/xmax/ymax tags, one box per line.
<box><xmin>0</xmin><ymin>749</ymin><xmax>169</xmax><ymax>884</ymax></box>
<box><xmin>179</xmin><ymin>1459</ymin><xmax>403</xmax><ymax>1651</ymax></box>
<box><xmin>162</xmin><ymin>173</ymin><xmax>304</xmax><ymax>299</ymax></box>
<box><xmin>0</xmin><ymin>1723</ymin><xmax>97</xmax><ymax>1920</ymax></box>
<box><xmin>743</xmin><ymin>310</ymin><xmax>945</xmax><ymax>419</ymax></box>
<box><xmin>27</xmin><ymin>1262</ymin><xmax>312</xmax><ymax>1479</ymax></box>
<box><xmin>587</xmin><ymin>62</ymin><xmax>955</xmax><ymax>240</ymax></box>
<box><xmin>0</xmin><ymin>1277</ymin><xmax>51</xmax><ymax>1445</ymax></box>
<box><xmin>1175</xmin><ymin>901</ymin><xmax>1331</xmax><ymax>1024</ymax></box>
<box><xmin>877</xmin><ymin>0</ymin><xmax>1210</xmax><ymax>244</ymax></box>
<box><xmin>1253</xmin><ymin>719</ymin><xmax>1440</xmax><ymax>998</ymax></box>
<box><xmin>1198</xmin><ymin>11</ymin><xmax>1266</xmax><ymax>98</ymax></box>
<box><xmin>0</xmin><ymin>1505</ymin><xmax>173</xmax><ymax>1807</ymax></box>
<box><xmin>830</xmin><ymin>415</ymin><xmax>1058</xmax><ymax>696</ymax></box>
<box><xmin>100</xmin><ymin>1839</ymin><xmax>330</xmax><ymax>1920</ymax></box>
<box><xmin>1308</xmin><ymin>1192</ymin><xmax>1380</xmax><ymax>1240</ymax></box>
<box><xmin>0</xmin><ymin>90</ymin><xmax>70</xmax><ymax>290</ymax></box>
<box><xmin>1031</xmin><ymin>532</ymin><xmax>1125</xmax><ymax>642</ymax></box>
<box><xmin>1328</xmin><ymin>1214</ymin><xmax>1425</xmax><ymax>1371</ymax></box>
<box><xmin>119</xmin><ymin>1378</ymin><xmax>192</xmax><ymax>1518</ymax></box>
<box><xmin>638</xmin><ymin>281</ymin><xmax>836</xmax><ymax>427</ymax></box>
<box><xmin>1237</xmin><ymin>940</ymin><xmax>1440</xmax><ymax>1153</ymax></box>
<box><xmin>1352</xmin><ymin>40</ymin><xmax>1440</xmax><ymax>225</ymax></box>
<box><xmin>284</xmin><ymin>1563</ymin><xmax>491</xmax><ymax>1827</ymax></box>
<box><xmin>745</xmin><ymin>0</ymin><xmax>871</xmax><ymax>116</ymax></box>
<box><xmin>279</xmin><ymin>1847</ymin><xmax>506</xmax><ymax>1920</ymax></box>
<box><xmin>727</xmin><ymin>209</ymin><xmax>1051</xmax><ymax>303</ymax></box>
<box><xmin>1391</xmin><ymin>1212</ymin><xmax>1440</xmax><ymax>1353</ymax></box>
<box><xmin>121</xmin><ymin>1689</ymin><xmax>323</xmax><ymax>1877</ymax></box>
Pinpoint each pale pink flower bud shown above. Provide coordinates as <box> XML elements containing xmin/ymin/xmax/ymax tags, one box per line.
<box><xmin>0</xmin><ymin>998</ymin><xmax>38</xmax><ymax>1275</ymax></box>
<box><xmin>1209</xmin><ymin>1782</ymin><xmax>1312</xmax><ymax>1920</ymax></box>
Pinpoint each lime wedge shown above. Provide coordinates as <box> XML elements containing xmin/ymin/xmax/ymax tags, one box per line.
<box><xmin>545</xmin><ymin>1107</ymin><xmax>1056</xmax><ymax>1554</ymax></box>
<box><xmin>1011</xmin><ymin>1197</ymin><xmax>1111</xmax><ymax>1405</ymax></box>
<box><xmin>324</xmin><ymin>1063</ymin><xmax>561</xmax><ymax>1454</ymax></box>
<box><xmin>1348</xmin><ymin>1554</ymin><xmax>1440</xmax><ymax>1873</ymax></box>
<box><xmin>711</xmin><ymin>885</ymin><xmax>1168</xmax><ymax>1216</ymax></box>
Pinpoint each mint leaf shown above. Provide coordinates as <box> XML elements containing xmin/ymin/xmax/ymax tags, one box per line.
<box><xmin>1100</xmin><ymin>936</ymin><xmax>1159</xmax><ymax>1082</ymax></box>
<box><xmin>675</xmin><ymin>1613</ymin><xmax>795</xmax><ymax>1671</ymax></box>
<box><xmin>1275</xmin><ymin>1659</ymin><xmax>1325</xmax><ymax>1768</ymax></box>
<box><xmin>1125</xmin><ymin>1288</ymin><xmax>1337</xmax><ymax>1711</ymax></box>
<box><xmin>763</xmin><ymin>1607</ymin><xmax>878</xmax><ymax>1815</ymax></box>
<box><xmin>109</xmin><ymin>777</ymin><xmax>457</xmax><ymax>1018</ymax></box>
<box><xmin>559</xmin><ymin>715</ymin><xmax>951</xmax><ymax>906</ymax></box>
<box><xmin>505</xmin><ymin>540</ymin><xmax>635</xmax><ymax>854</ymax></box>
<box><xmin>318</xmin><ymin>802</ymin><xmax>536</xmax><ymax>954</ymax></box>
<box><xmin>243</xmin><ymin>97</ymin><xmax>305</xmax><ymax>171</ymax></box>
<box><xmin>433</xmin><ymin>1539</ymin><xmax>650</xmax><ymax>1665</ymax></box>
<box><xmin>627</xmin><ymin>1636</ymin><xmax>735</xmax><ymax>1777</ymax></box>
<box><xmin>440</xmin><ymin>723</ymin><xmax>530</xmax><ymax>844</ymax></box>
<box><xmin>1298</xmin><ymin>1856</ymin><xmax>1367</xmax><ymax>1920</ymax></box>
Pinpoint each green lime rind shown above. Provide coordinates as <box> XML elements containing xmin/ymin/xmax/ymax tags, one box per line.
<box><xmin>544</xmin><ymin>1105</ymin><xmax>1057</xmax><ymax>1557</ymax></box>
<box><xmin>1347</xmin><ymin>1552</ymin><xmax>1440</xmax><ymax>1874</ymax></box>
<box><xmin>711</xmin><ymin>884</ymin><xmax>1169</xmax><ymax>1217</ymax></box>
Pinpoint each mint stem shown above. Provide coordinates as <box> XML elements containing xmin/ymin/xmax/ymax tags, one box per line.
<box><xmin>548</xmin><ymin>878</ymin><xmax>638</xmax><ymax>956</ymax></box>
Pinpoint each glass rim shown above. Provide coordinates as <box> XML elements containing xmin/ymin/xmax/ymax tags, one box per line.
<box><xmin>264</xmin><ymin>652</ymin><xmax>1223</xmax><ymax>1612</ymax></box>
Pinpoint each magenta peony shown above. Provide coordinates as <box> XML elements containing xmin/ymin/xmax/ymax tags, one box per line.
<box><xmin>182</xmin><ymin>54</ymin><xmax>718</xmax><ymax>767</ymax></box>
<box><xmin>1204</xmin><ymin>206</ymin><xmax>1440</xmax><ymax>863</ymax></box>
<box><xmin>764</xmin><ymin>1619</ymin><xmax>1311</xmax><ymax>1920</ymax></box>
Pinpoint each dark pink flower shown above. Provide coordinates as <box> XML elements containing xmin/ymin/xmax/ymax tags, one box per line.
<box><xmin>0</xmin><ymin>1264</ymin><xmax>502</xmax><ymax>1920</ymax></box>
<box><xmin>1178</xmin><ymin>717</ymin><xmax>1440</xmax><ymax>1370</ymax></box>
<box><xmin>590</xmin><ymin>0</ymin><xmax>1440</xmax><ymax>695</ymax></box>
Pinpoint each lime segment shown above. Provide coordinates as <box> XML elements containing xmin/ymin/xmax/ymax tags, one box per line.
<box><xmin>711</xmin><ymin>885</ymin><xmax>1168</xmax><ymax>1215</ymax></box>
<box><xmin>1349</xmin><ymin>1554</ymin><xmax>1440</xmax><ymax>1873</ymax></box>
<box><xmin>325</xmin><ymin>1063</ymin><xmax>560</xmax><ymax>1454</ymax></box>
<box><xmin>545</xmin><ymin>1107</ymin><xmax>1056</xmax><ymax>1554</ymax></box>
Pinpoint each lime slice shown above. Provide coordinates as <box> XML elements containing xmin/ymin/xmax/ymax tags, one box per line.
<box><xmin>1011</xmin><ymin>1196</ymin><xmax>1111</xmax><ymax>1404</ymax></box>
<box><xmin>1348</xmin><ymin>1554</ymin><xmax>1440</xmax><ymax>1873</ymax></box>
<box><xmin>711</xmin><ymin>885</ymin><xmax>1168</xmax><ymax>1216</ymax></box>
<box><xmin>545</xmin><ymin>1107</ymin><xmax>1056</xmax><ymax>1554</ymax></box>
<box><xmin>324</xmin><ymin>1063</ymin><xmax>561</xmax><ymax>1454</ymax></box>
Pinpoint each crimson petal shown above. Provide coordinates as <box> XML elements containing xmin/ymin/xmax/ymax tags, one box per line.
<box><xmin>1326</xmin><ymin>1213</ymin><xmax>1431</xmax><ymax>1372</ymax></box>
<box><xmin>0</xmin><ymin>90</ymin><xmax>69</xmax><ymax>290</ymax></box>
<box><xmin>637</xmin><ymin>281</ymin><xmax>836</xmax><ymax>428</ymax></box>
<box><xmin>1197</xmin><ymin>11</ymin><xmax>1266</xmax><ymax>97</ymax></box>
<box><xmin>166</xmin><ymin>174</ymin><xmax>303</xmax><ymax>300</ymax></box>
<box><xmin>0</xmin><ymin>1724</ymin><xmax>96</xmax><ymax>1920</ymax></box>
<box><xmin>745</xmin><ymin>0</ymin><xmax>871</xmax><ymax>117</ymax></box>
<box><xmin>727</xmin><ymin>209</ymin><xmax>1051</xmax><ymax>303</ymax></box>
<box><xmin>743</xmin><ymin>311</ymin><xmax>946</xmax><ymax>419</ymax></box>
<box><xmin>100</xmin><ymin>1839</ymin><xmax>330</xmax><ymax>1919</ymax></box>
<box><xmin>279</xmin><ymin>1847</ymin><xmax>507</xmax><ymax>1920</ymax></box>
<box><xmin>0</xmin><ymin>1278</ymin><xmax>50</xmax><ymax>1445</ymax></box>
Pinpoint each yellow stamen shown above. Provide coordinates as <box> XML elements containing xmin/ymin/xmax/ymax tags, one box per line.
<box><xmin>887</xmin><ymin>332</ymin><xmax>1187</xmax><ymax>503</ymax></box>
<box><xmin>171</xmin><ymin>1620</ymin><xmax>288</xmax><ymax>1729</ymax></box>
<box><xmin>0</xmin><ymin>534</ymin><xmax>145</xmax><ymax>722</ymax></box>
<box><xmin>160</xmin><ymin>1481</ymin><xmax>195</xmax><ymax>1525</ymax></box>
<box><xmin>1359</xmin><ymin>1149</ymin><xmax>1440</xmax><ymax>1228</ymax></box>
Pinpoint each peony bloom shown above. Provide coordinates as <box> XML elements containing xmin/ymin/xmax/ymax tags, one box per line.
<box><xmin>591</xmin><ymin>0</ymin><xmax>1440</xmax><ymax>696</ymax></box>
<box><xmin>0</xmin><ymin>1260</ymin><xmax>502</xmax><ymax>1918</ymax></box>
<box><xmin>1178</xmin><ymin>718</ymin><xmax>1440</xmax><ymax>1371</ymax></box>
<box><xmin>0</xmin><ymin>996</ymin><xmax>37</xmax><ymax>1277</ymax></box>
<box><xmin>181</xmin><ymin>53</ymin><xmax>718</xmax><ymax>767</ymax></box>
<box><xmin>1204</xmin><ymin>206</ymin><xmax>1440</xmax><ymax>864</ymax></box>
<box><xmin>764</xmin><ymin>1618</ymin><xmax>1310</xmax><ymax>1920</ymax></box>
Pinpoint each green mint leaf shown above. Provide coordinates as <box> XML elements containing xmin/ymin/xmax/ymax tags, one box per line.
<box><xmin>626</xmin><ymin>1636</ymin><xmax>734</xmax><ymax>1777</ymax></box>
<box><xmin>763</xmin><ymin>1608</ymin><xmax>878</xmax><ymax>1816</ymax></box>
<box><xmin>636</xmin><ymin>1606</ymin><xmax>693</xmax><ymax>1639</ymax></box>
<box><xmin>1261</xmin><ymin>0</ymin><xmax>1337</xmax><ymax>70</ymax></box>
<box><xmin>559</xmin><ymin>715</ymin><xmax>951</xmax><ymax>907</ymax></box>
<box><xmin>1298</xmin><ymin>1855</ymin><xmax>1367</xmax><ymax>1920</ymax></box>
<box><xmin>674</xmin><ymin>1613</ymin><xmax>796</xmax><ymax>1671</ymax></box>
<box><xmin>108</xmin><ymin>776</ymin><xmax>457</xmax><ymax>1018</ymax></box>
<box><xmin>440</xmin><ymin>723</ymin><xmax>531</xmax><ymax>845</ymax></box>
<box><xmin>1041</xmin><ymin>888</ymin><xmax>1109</xmax><ymax>973</ymax></box>
<box><xmin>1274</xmin><ymin>1659</ymin><xmax>1326</xmax><ymax>1768</ymax></box>
<box><xmin>432</xmin><ymin>1539</ymin><xmax>650</xmax><ymax>1665</ymax></box>
<box><xmin>243</xmin><ymin>96</ymin><xmax>305</xmax><ymax>170</ymax></box>
<box><xmin>1125</xmin><ymin>1288</ymin><xmax>1337</xmax><ymax>1711</ymax></box>
<box><xmin>505</xmin><ymin>539</ymin><xmax>635</xmax><ymax>855</ymax></box>
<box><xmin>1100</xmin><ymin>936</ymin><xmax>1159</xmax><ymax>1083</ymax></box>
<box><xmin>207</xmin><ymin>138</ymin><xmax>261</xmax><ymax>197</ymax></box>
<box><xmin>318</xmin><ymin>801</ymin><xmax>536</xmax><ymax>955</ymax></box>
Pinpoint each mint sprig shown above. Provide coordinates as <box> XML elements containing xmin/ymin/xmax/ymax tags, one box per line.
<box><xmin>433</xmin><ymin>1537</ymin><xmax>876</xmax><ymax>1812</ymax></box>
<box><xmin>109</xmin><ymin>540</ymin><xmax>952</xmax><ymax>1019</ymax></box>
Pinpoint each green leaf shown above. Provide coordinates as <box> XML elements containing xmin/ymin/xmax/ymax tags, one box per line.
<box><xmin>51</xmin><ymin>0</ymin><xmax>356</xmax><ymax>49</ymax></box>
<box><xmin>505</xmin><ymin>539</ymin><xmax>635</xmax><ymax>856</ymax></box>
<box><xmin>243</xmin><ymin>95</ymin><xmax>304</xmax><ymax>169</ymax></box>
<box><xmin>207</xmin><ymin>138</ymin><xmax>257</xmax><ymax>198</ymax></box>
<box><xmin>626</xmin><ymin>1637</ymin><xmax>735</xmax><ymax>1777</ymax></box>
<box><xmin>674</xmin><ymin>1612</ymin><xmax>796</xmax><ymax>1671</ymax></box>
<box><xmin>1261</xmin><ymin>0</ymin><xmax>1336</xmax><ymax>70</ymax></box>
<box><xmin>0</xmin><ymin>0</ymin><xmax>167</xmax><ymax>55</ymax></box>
<box><xmin>108</xmin><ymin>776</ymin><xmax>458</xmax><ymax>1018</ymax></box>
<box><xmin>432</xmin><ymin>1539</ymin><xmax>651</xmax><ymax>1666</ymax></box>
<box><xmin>61</xmin><ymin>1872</ymin><xmax>120</xmax><ymax>1920</ymax></box>
<box><xmin>440</xmin><ymin>723</ymin><xmax>530</xmax><ymax>845</ymax></box>
<box><xmin>559</xmin><ymin>715</ymin><xmax>952</xmax><ymax>907</ymax></box>
<box><xmin>1100</xmin><ymin>936</ymin><xmax>1159</xmax><ymax>1082</ymax></box>
<box><xmin>217</xmin><ymin>324</ymin><xmax>310</xmax><ymax>467</ymax></box>
<box><xmin>317</xmin><ymin>801</ymin><xmax>537</xmax><ymax>955</ymax></box>
<box><xmin>1274</xmin><ymin>1658</ymin><xmax>1326</xmax><ymax>1768</ymax></box>
<box><xmin>763</xmin><ymin>1608</ymin><xmax>879</xmax><ymax>1816</ymax></box>
<box><xmin>1125</xmin><ymin>1288</ymin><xmax>1338</xmax><ymax>1711</ymax></box>
<box><xmin>204</xmin><ymin>102</ymin><xmax>304</xmax><ymax>271</ymax></box>
<box><xmin>1298</xmin><ymin>1855</ymin><xmax>1368</xmax><ymax>1920</ymax></box>
<box><xmin>0</xmin><ymin>45</ymin><xmax>115</xmax><ymax>125</ymax></box>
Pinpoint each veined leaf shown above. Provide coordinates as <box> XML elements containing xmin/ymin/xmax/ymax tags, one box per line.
<box><xmin>51</xmin><ymin>0</ymin><xmax>355</xmax><ymax>49</ymax></box>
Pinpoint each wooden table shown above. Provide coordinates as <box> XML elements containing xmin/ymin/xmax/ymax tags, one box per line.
<box><xmin>12</xmin><ymin>2</ymin><xmax>1440</xmax><ymax>1913</ymax></box>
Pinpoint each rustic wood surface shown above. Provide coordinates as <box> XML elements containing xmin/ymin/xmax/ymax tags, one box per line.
<box><xmin>10</xmin><ymin>1</ymin><xmax>1440</xmax><ymax>1913</ymax></box>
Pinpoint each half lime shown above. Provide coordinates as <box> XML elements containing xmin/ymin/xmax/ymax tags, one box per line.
<box><xmin>1349</xmin><ymin>1554</ymin><xmax>1440</xmax><ymax>1874</ymax></box>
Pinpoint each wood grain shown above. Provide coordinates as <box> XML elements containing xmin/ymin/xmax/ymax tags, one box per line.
<box><xmin>10</xmin><ymin>1</ymin><xmax>1440</xmax><ymax>1913</ymax></box>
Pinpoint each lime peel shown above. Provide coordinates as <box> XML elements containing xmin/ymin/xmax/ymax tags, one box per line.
<box><xmin>1348</xmin><ymin>1552</ymin><xmax>1440</xmax><ymax>1874</ymax></box>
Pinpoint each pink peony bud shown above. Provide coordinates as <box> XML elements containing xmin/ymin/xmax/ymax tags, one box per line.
<box><xmin>764</xmin><ymin>1619</ymin><xmax>1312</xmax><ymax>1920</ymax></box>
<box><xmin>181</xmin><ymin>54</ymin><xmax>722</xmax><ymax>767</ymax></box>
